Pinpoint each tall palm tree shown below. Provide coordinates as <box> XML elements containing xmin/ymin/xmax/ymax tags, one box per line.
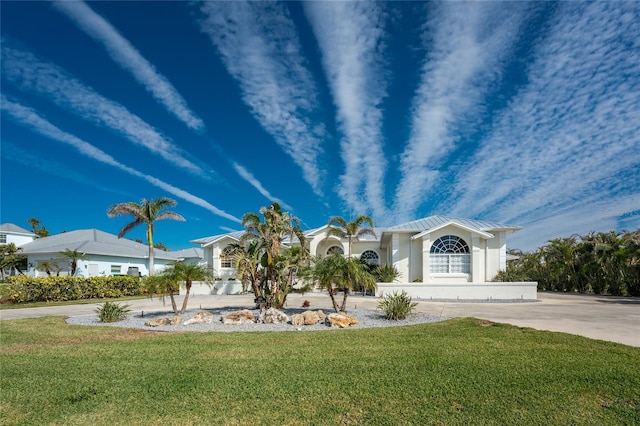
<box><xmin>326</xmin><ymin>215</ymin><xmax>376</xmax><ymax>258</ymax></box>
<box><xmin>59</xmin><ymin>249</ymin><xmax>88</xmax><ymax>276</ymax></box>
<box><xmin>107</xmin><ymin>197</ymin><xmax>185</xmax><ymax>275</ymax></box>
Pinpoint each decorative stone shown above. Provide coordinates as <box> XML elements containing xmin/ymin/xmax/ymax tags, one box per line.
<box><xmin>145</xmin><ymin>316</ymin><xmax>181</xmax><ymax>327</ymax></box>
<box><xmin>291</xmin><ymin>310</ymin><xmax>326</xmax><ymax>326</ymax></box>
<box><xmin>183</xmin><ymin>311</ymin><xmax>214</xmax><ymax>325</ymax></box>
<box><xmin>258</xmin><ymin>307</ymin><xmax>289</xmax><ymax>324</ymax></box>
<box><xmin>326</xmin><ymin>313</ymin><xmax>358</xmax><ymax>328</ymax></box>
<box><xmin>221</xmin><ymin>309</ymin><xmax>255</xmax><ymax>325</ymax></box>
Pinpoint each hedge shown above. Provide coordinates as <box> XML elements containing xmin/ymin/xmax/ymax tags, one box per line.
<box><xmin>0</xmin><ymin>275</ymin><xmax>144</xmax><ymax>303</ymax></box>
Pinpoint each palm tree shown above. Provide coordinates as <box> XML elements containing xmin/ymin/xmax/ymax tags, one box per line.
<box><xmin>302</xmin><ymin>252</ymin><xmax>376</xmax><ymax>312</ymax></box>
<box><xmin>36</xmin><ymin>260</ymin><xmax>61</xmax><ymax>276</ymax></box>
<box><xmin>59</xmin><ymin>249</ymin><xmax>88</xmax><ymax>276</ymax></box>
<box><xmin>0</xmin><ymin>243</ymin><xmax>26</xmax><ymax>279</ymax></box>
<box><xmin>107</xmin><ymin>197</ymin><xmax>185</xmax><ymax>275</ymax></box>
<box><xmin>161</xmin><ymin>261</ymin><xmax>213</xmax><ymax>314</ymax></box>
<box><xmin>240</xmin><ymin>203</ymin><xmax>307</xmax><ymax>308</ymax></box>
<box><xmin>229</xmin><ymin>239</ymin><xmax>263</xmax><ymax>296</ymax></box>
<box><xmin>27</xmin><ymin>217</ymin><xmax>49</xmax><ymax>237</ymax></box>
<box><xmin>326</xmin><ymin>215</ymin><xmax>376</xmax><ymax>258</ymax></box>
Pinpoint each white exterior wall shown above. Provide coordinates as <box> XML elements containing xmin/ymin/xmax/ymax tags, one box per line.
<box><xmin>485</xmin><ymin>231</ymin><xmax>506</xmax><ymax>281</ymax></box>
<box><xmin>410</xmin><ymin>238</ymin><xmax>422</xmax><ymax>282</ymax></box>
<box><xmin>25</xmin><ymin>254</ymin><xmax>172</xmax><ymax>277</ymax></box>
<box><xmin>391</xmin><ymin>234</ymin><xmax>411</xmax><ymax>281</ymax></box>
<box><xmin>4</xmin><ymin>233</ymin><xmax>36</xmax><ymax>247</ymax></box>
<box><xmin>208</xmin><ymin>237</ymin><xmax>238</xmax><ymax>279</ymax></box>
<box><xmin>376</xmin><ymin>282</ymin><xmax>537</xmax><ymax>300</ymax></box>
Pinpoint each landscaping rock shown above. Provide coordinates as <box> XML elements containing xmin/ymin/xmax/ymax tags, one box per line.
<box><xmin>326</xmin><ymin>313</ymin><xmax>358</xmax><ymax>328</ymax></box>
<box><xmin>291</xmin><ymin>310</ymin><xmax>326</xmax><ymax>326</ymax></box>
<box><xmin>221</xmin><ymin>309</ymin><xmax>255</xmax><ymax>325</ymax></box>
<box><xmin>184</xmin><ymin>311</ymin><xmax>214</xmax><ymax>325</ymax></box>
<box><xmin>145</xmin><ymin>316</ymin><xmax>181</xmax><ymax>327</ymax></box>
<box><xmin>258</xmin><ymin>307</ymin><xmax>289</xmax><ymax>324</ymax></box>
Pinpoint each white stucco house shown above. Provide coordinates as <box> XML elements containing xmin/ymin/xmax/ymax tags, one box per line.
<box><xmin>191</xmin><ymin>215</ymin><xmax>537</xmax><ymax>300</ymax></box>
<box><xmin>17</xmin><ymin>229</ymin><xmax>183</xmax><ymax>277</ymax></box>
<box><xmin>0</xmin><ymin>223</ymin><xmax>37</xmax><ymax>247</ymax></box>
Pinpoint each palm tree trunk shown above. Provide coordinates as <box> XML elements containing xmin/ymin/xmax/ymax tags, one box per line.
<box><xmin>180</xmin><ymin>282</ymin><xmax>191</xmax><ymax>314</ymax></box>
<box><xmin>340</xmin><ymin>288</ymin><xmax>349</xmax><ymax>312</ymax></box>
<box><xmin>328</xmin><ymin>288</ymin><xmax>341</xmax><ymax>312</ymax></box>
<box><xmin>147</xmin><ymin>224</ymin><xmax>155</xmax><ymax>276</ymax></box>
<box><xmin>169</xmin><ymin>291</ymin><xmax>178</xmax><ymax>314</ymax></box>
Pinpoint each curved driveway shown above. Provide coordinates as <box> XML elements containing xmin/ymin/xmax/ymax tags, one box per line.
<box><xmin>1</xmin><ymin>292</ymin><xmax>638</xmax><ymax>347</ymax></box>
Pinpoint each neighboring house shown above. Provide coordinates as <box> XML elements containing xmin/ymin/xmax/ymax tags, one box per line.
<box><xmin>18</xmin><ymin>229</ymin><xmax>180</xmax><ymax>277</ymax></box>
<box><xmin>0</xmin><ymin>223</ymin><xmax>37</xmax><ymax>247</ymax></box>
<box><xmin>192</xmin><ymin>215</ymin><xmax>537</xmax><ymax>300</ymax></box>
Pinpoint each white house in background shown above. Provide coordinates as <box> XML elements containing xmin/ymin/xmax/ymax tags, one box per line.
<box><xmin>0</xmin><ymin>223</ymin><xmax>37</xmax><ymax>247</ymax></box>
<box><xmin>191</xmin><ymin>215</ymin><xmax>537</xmax><ymax>300</ymax></box>
<box><xmin>17</xmin><ymin>229</ymin><xmax>182</xmax><ymax>277</ymax></box>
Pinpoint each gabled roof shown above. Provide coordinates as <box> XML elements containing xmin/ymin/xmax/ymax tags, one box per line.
<box><xmin>171</xmin><ymin>247</ymin><xmax>204</xmax><ymax>260</ymax></box>
<box><xmin>0</xmin><ymin>223</ymin><xmax>36</xmax><ymax>236</ymax></box>
<box><xmin>304</xmin><ymin>225</ymin><xmax>382</xmax><ymax>242</ymax></box>
<box><xmin>385</xmin><ymin>215</ymin><xmax>521</xmax><ymax>233</ymax></box>
<box><xmin>190</xmin><ymin>230</ymin><xmax>244</xmax><ymax>246</ymax></box>
<box><xmin>18</xmin><ymin>229</ymin><xmax>178</xmax><ymax>260</ymax></box>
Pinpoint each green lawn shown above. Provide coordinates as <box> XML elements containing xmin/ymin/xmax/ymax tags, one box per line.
<box><xmin>1</xmin><ymin>317</ymin><xmax>638</xmax><ymax>425</ymax></box>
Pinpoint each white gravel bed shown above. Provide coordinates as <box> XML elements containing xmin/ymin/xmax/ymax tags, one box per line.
<box><xmin>65</xmin><ymin>307</ymin><xmax>447</xmax><ymax>332</ymax></box>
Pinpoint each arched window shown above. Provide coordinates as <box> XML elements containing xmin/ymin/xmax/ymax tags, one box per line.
<box><xmin>326</xmin><ymin>246</ymin><xmax>344</xmax><ymax>255</ymax></box>
<box><xmin>430</xmin><ymin>235</ymin><xmax>470</xmax><ymax>274</ymax></box>
<box><xmin>360</xmin><ymin>250</ymin><xmax>379</xmax><ymax>265</ymax></box>
<box><xmin>220</xmin><ymin>246</ymin><xmax>234</xmax><ymax>268</ymax></box>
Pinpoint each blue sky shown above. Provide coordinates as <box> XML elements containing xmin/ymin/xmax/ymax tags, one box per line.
<box><xmin>1</xmin><ymin>1</ymin><xmax>638</xmax><ymax>251</ymax></box>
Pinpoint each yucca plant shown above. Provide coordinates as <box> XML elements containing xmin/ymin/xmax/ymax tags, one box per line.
<box><xmin>378</xmin><ymin>291</ymin><xmax>417</xmax><ymax>320</ymax></box>
<box><xmin>96</xmin><ymin>301</ymin><xmax>131</xmax><ymax>323</ymax></box>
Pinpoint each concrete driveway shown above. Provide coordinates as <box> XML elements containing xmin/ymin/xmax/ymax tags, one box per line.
<box><xmin>1</xmin><ymin>292</ymin><xmax>638</xmax><ymax>347</ymax></box>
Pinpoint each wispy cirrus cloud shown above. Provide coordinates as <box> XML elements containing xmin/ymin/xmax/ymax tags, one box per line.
<box><xmin>1</xmin><ymin>96</ymin><xmax>241</xmax><ymax>223</ymax></box>
<box><xmin>195</xmin><ymin>1</ymin><xmax>325</xmax><ymax>196</ymax></box>
<box><xmin>445</xmin><ymin>2</ymin><xmax>640</xmax><ymax>249</ymax></box>
<box><xmin>52</xmin><ymin>0</ymin><xmax>204</xmax><ymax>131</ymax></box>
<box><xmin>394</xmin><ymin>2</ymin><xmax>528</xmax><ymax>222</ymax></box>
<box><xmin>231</xmin><ymin>162</ymin><xmax>293</xmax><ymax>211</ymax></box>
<box><xmin>304</xmin><ymin>1</ymin><xmax>388</xmax><ymax>218</ymax></box>
<box><xmin>1</xmin><ymin>42</ymin><xmax>206</xmax><ymax>177</ymax></box>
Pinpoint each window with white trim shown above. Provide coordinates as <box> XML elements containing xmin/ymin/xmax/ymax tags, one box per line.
<box><xmin>360</xmin><ymin>250</ymin><xmax>379</xmax><ymax>265</ymax></box>
<box><xmin>429</xmin><ymin>235</ymin><xmax>470</xmax><ymax>274</ymax></box>
<box><xmin>221</xmin><ymin>246</ymin><xmax>234</xmax><ymax>268</ymax></box>
<box><xmin>326</xmin><ymin>246</ymin><xmax>344</xmax><ymax>255</ymax></box>
<box><xmin>0</xmin><ymin>234</ymin><xmax>6</xmax><ymax>243</ymax></box>
<box><xmin>111</xmin><ymin>265</ymin><xmax>122</xmax><ymax>275</ymax></box>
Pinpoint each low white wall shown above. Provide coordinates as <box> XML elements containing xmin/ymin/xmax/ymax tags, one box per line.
<box><xmin>184</xmin><ymin>281</ymin><xmax>245</xmax><ymax>296</ymax></box>
<box><xmin>376</xmin><ymin>282</ymin><xmax>537</xmax><ymax>301</ymax></box>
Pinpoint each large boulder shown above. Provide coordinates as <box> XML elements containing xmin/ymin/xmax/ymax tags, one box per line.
<box><xmin>291</xmin><ymin>310</ymin><xmax>326</xmax><ymax>326</ymax></box>
<box><xmin>184</xmin><ymin>311</ymin><xmax>214</xmax><ymax>325</ymax></box>
<box><xmin>221</xmin><ymin>309</ymin><xmax>255</xmax><ymax>325</ymax></box>
<box><xmin>326</xmin><ymin>313</ymin><xmax>358</xmax><ymax>328</ymax></box>
<box><xmin>258</xmin><ymin>307</ymin><xmax>289</xmax><ymax>324</ymax></box>
<box><xmin>145</xmin><ymin>316</ymin><xmax>181</xmax><ymax>327</ymax></box>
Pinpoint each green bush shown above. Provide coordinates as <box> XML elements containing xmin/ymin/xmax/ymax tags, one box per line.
<box><xmin>374</xmin><ymin>264</ymin><xmax>401</xmax><ymax>282</ymax></box>
<box><xmin>2</xmin><ymin>276</ymin><xmax>144</xmax><ymax>303</ymax></box>
<box><xmin>378</xmin><ymin>291</ymin><xmax>418</xmax><ymax>320</ymax></box>
<box><xmin>96</xmin><ymin>301</ymin><xmax>131</xmax><ymax>323</ymax></box>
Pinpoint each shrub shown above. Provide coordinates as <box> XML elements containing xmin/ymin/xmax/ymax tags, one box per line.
<box><xmin>2</xmin><ymin>276</ymin><xmax>144</xmax><ymax>303</ymax></box>
<box><xmin>374</xmin><ymin>264</ymin><xmax>401</xmax><ymax>282</ymax></box>
<box><xmin>96</xmin><ymin>301</ymin><xmax>131</xmax><ymax>323</ymax></box>
<box><xmin>378</xmin><ymin>291</ymin><xmax>418</xmax><ymax>320</ymax></box>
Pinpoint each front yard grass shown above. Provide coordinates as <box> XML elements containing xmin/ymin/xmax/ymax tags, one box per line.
<box><xmin>1</xmin><ymin>317</ymin><xmax>638</xmax><ymax>425</ymax></box>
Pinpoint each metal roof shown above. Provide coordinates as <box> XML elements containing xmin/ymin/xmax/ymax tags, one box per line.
<box><xmin>0</xmin><ymin>223</ymin><xmax>36</xmax><ymax>235</ymax></box>
<box><xmin>171</xmin><ymin>247</ymin><xmax>204</xmax><ymax>260</ymax></box>
<box><xmin>190</xmin><ymin>230</ymin><xmax>244</xmax><ymax>246</ymax></box>
<box><xmin>385</xmin><ymin>215</ymin><xmax>521</xmax><ymax>233</ymax></box>
<box><xmin>17</xmin><ymin>229</ymin><xmax>178</xmax><ymax>260</ymax></box>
